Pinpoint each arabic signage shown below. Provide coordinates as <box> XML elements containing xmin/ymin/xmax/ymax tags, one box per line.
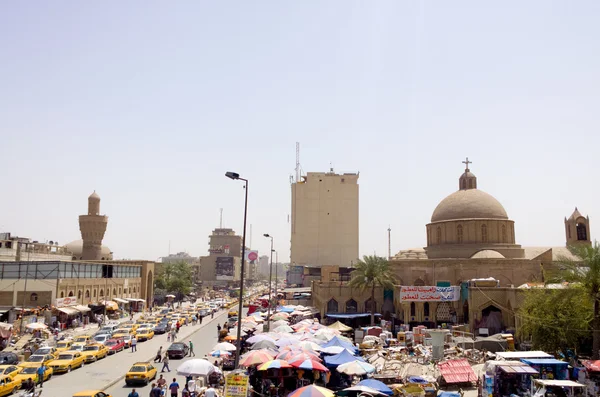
<box><xmin>225</xmin><ymin>372</ymin><xmax>249</xmax><ymax>397</ymax></box>
<box><xmin>399</xmin><ymin>286</ymin><xmax>459</xmax><ymax>302</ymax></box>
<box><xmin>55</xmin><ymin>297</ymin><xmax>77</xmax><ymax>308</ymax></box>
<box><xmin>216</xmin><ymin>257</ymin><xmax>234</xmax><ymax>280</ymax></box>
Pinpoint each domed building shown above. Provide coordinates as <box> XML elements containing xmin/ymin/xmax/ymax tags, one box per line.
<box><xmin>311</xmin><ymin>159</ymin><xmax>591</xmax><ymax>336</ymax></box>
<box><xmin>64</xmin><ymin>239</ymin><xmax>113</xmax><ymax>261</ymax></box>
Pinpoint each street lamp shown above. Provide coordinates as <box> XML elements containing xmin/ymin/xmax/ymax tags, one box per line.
<box><xmin>263</xmin><ymin>234</ymin><xmax>273</xmax><ymax>331</ymax></box>
<box><xmin>273</xmin><ymin>250</ymin><xmax>278</xmax><ymax>315</ymax></box>
<box><xmin>225</xmin><ymin>171</ymin><xmax>248</xmax><ymax>369</ymax></box>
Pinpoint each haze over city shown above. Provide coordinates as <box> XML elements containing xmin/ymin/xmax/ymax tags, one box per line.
<box><xmin>1</xmin><ymin>1</ymin><xmax>599</xmax><ymax>261</ymax></box>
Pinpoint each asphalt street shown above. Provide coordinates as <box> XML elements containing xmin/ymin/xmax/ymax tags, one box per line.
<box><xmin>40</xmin><ymin>309</ymin><xmax>229</xmax><ymax>397</ymax></box>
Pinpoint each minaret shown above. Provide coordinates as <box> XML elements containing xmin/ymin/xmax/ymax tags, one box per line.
<box><xmin>565</xmin><ymin>207</ymin><xmax>591</xmax><ymax>247</ymax></box>
<box><xmin>79</xmin><ymin>191</ymin><xmax>109</xmax><ymax>260</ymax></box>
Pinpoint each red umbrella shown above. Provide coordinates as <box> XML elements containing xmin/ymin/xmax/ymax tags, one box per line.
<box><xmin>289</xmin><ymin>358</ymin><xmax>329</xmax><ymax>372</ymax></box>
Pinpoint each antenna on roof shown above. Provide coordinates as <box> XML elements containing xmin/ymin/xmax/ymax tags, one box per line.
<box><xmin>219</xmin><ymin>208</ymin><xmax>223</xmax><ymax>228</ymax></box>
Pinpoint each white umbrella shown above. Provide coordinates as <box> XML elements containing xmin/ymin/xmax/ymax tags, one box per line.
<box><xmin>210</xmin><ymin>350</ymin><xmax>232</xmax><ymax>357</ymax></box>
<box><xmin>275</xmin><ymin>337</ymin><xmax>297</xmax><ymax>347</ymax></box>
<box><xmin>321</xmin><ymin>346</ymin><xmax>354</xmax><ymax>355</ymax></box>
<box><xmin>274</xmin><ymin>325</ymin><xmax>294</xmax><ymax>333</ymax></box>
<box><xmin>213</xmin><ymin>342</ymin><xmax>237</xmax><ymax>351</ymax></box>
<box><xmin>247</xmin><ymin>335</ymin><xmax>276</xmax><ymax>344</ymax></box>
<box><xmin>337</xmin><ymin>360</ymin><xmax>376</xmax><ymax>376</ymax></box>
<box><xmin>176</xmin><ymin>359</ymin><xmax>216</xmax><ymax>376</ymax></box>
<box><xmin>343</xmin><ymin>385</ymin><xmax>386</xmax><ymax>396</ymax></box>
<box><xmin>26</xmin><ymin>323</ymin><xmax>47</xmax><ymax>330</ymax></box>
<box><xmin>272</xmin><ymin>320</ymin><xmax>289</xmax><ymax>327</ymax></box>
<box><xmin>297</xmin><ymin>341</ymin><xmax>322</xmax><ymax>351</ymax></box>
<box><xmin>166</xmin><ymin>294</ymin><xmax>176</xmax><ymax>298</ymax></box>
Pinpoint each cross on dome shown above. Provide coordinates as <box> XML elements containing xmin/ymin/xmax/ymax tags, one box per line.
<box><xmin>462</xmin><ymin>157</ymin><xmax>472</xmax><ymax>171</ymax></box>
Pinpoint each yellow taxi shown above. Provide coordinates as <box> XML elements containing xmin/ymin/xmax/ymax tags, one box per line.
<box><xmin>55</xmin><ymin>340</ymin><xmax>73</xmax><ymax>352</ymax></box>
<box><xmin>0</xmin><ymin>375</ymin><xmax>18</xmax><ymax>396</ymax></box>
<box><xmin>0</xmin><ymin>366</ymin><xmax>19</xmax><ymax>381</ymax></box>
<box><xmin>18</xmin><ymin>354</ymin><xmax>55</xmax><ymax>369</ymax></box>
<box><xmin>14</xmin><ymin>365</ymin><xmax>53</xmax><ymax>386</ymax></box>
<box><xmin>80</xmin><ymin>344</ymin><xmax>109</xmax><ymax>363</ymax></box>
<box><xmin>121</xmin><ymin>324</ymin><xmax>139</xmax><ymax>332</ymax></box>
<box><xmin>70</xmin><ymin>343</ymin><xmax>86</xmax><ymax>353</ymax></box>
<box><xmin>73</xmin><ymin>335</ymin><xmax>92</xmax><ymax>344</ymax></box>
<box><xmin>135</xmin><ymin>327</ymin><xmax>154</xmax><ymax>341</ymax></box>
<box><xmin>73</xmin><ymin>391</ymin><xmax>112</xmax><ymax>397</ymax></box>
<box><xmin>124</xmin><ymin>362</ymin><xmax>157</xmax><ymax>386</ymax></box>
<box><xmin>112</xmin><ymin>328</ymin><xmax>134</xmax><ymax>339</ymax></box>
<box><xmin>48</xmin><ymin>351</ymin><xmax>85</xmax><ymax>373</ymax></box>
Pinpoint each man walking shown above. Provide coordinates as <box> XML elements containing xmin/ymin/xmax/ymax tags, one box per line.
<box><xmin>161</xmin><ymin>353</ymin><xmax>171</xmax><ymax>372</ymax></box>
<box><xmin>155</xmin><ymin>346</ymin><xmax>163</xmax><ymax>363</ymax></box>
<box><xmin>131</xmin><ymin>335</ymin><xmax>137</xmax><ymax>352</ymax></box>
<box><xmin>188</xmin><ymin>341</ymin><xmax>195</xmax><ymax>357</ymax></box>
<box><xmin>127</xmin><ymin>388</ymin><xmax>139</xmax><ymax>397</ymax></box>
<box><xmin>169</xmin><ymin>378</ymin><xmax>180</xmax><ymax>397</ymax></box>
<box><xmin>217</xmin><ymin>324</ymin><xmax>221</xmax><ymax>338</ymax></box>
<box><xmin>37</xmin><ymin>364</ymin><xmax>46</xmax><ymax>388</ymax></box>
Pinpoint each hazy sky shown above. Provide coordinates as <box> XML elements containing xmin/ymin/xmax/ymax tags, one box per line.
<box><xmin>1</xmin><ymin>2</ymin><xmax>599</xmax><ymax>262</ymax></box>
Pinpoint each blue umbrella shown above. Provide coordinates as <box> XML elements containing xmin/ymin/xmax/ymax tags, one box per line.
<box><xmin>408</xmin><ymin>376</ymin><xmax>429</xmax><ymax>384</ymax></box>
<box><xmin>357</xmin><ymin>379</ymin><xmax>393</xmax><ymax>396</ymax></box>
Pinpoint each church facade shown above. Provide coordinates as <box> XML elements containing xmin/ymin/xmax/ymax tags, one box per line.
<box><xmin>311</xmin><ymin>160</ymin><xmax>591</xmax><ymax>336</ymax></box>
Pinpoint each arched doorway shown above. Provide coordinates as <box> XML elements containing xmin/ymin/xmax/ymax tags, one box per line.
<box><xmin>436</xmin><ymin>302</ymin><xmax>452</xmax><ymax>323</ymax></box>
<box><xmin>327</xmin><ymin>299</ymin><xmax>338</xmax><ymax>313</ymax></box>
<box><xmin>345</xmin><ymin>299</ymin><xmax>357</xmax><ymax>313</ymax></box>
<box><xmin>479</xmin><ymin>304</ymin><xmax>503</xmax><ymax>335</ymax></box>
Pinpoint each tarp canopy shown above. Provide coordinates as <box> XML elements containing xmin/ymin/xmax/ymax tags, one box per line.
<box><xmin>521</xmin><ymin>359</ymin><xmax>568</xmax><ymax>367</ymax></box>
<box><xmin>438</xmin><ymin>393</ymin><xmax>461</xmax><ymax>397</ymax></box>
<box><xmin>113</xmin><ymin>298</ymin><xmax>128</xmax><ymax>303</ymax></box>
<box><xmin>328</xmin><ymin>321</ymin><xmax>352</xmax><ymax>332</ymax></box>
<box><xmin>496</xmin><ymin>351</ymin><xmax>552</xmax><ymax>360</ymax></box>
<box><xmin>322</xmin><ymin>336</ymin><xmax>357</xmax><ymax>353</ymax></box>
<box><xmin>324</xmin><ymin>349</ymin><xmax>365</xmax><ymax>367</ymax></box>
<box><xmin>356</xmin><ymin>379</ymin><xmax>393</xmax><ymax>396</ymax></box>
<box><xmin>57</xmin><ymin>307</ymin><xmax>79</xmax><ymax>315</ymax></box>
<box><xmin>438</xmin><ymin>359</ymin><xmax>477</xmax><ymax>384</ymax></box>
<box><xmin>325</xmin><ymin>313</ymin><xmax>381</xmax><ymax>319</ymax></box>
<box><xmin>74</xmin><ymin>305</ymin><xmax>91</xmax><ymax>313</ymax></box>
<box><xmin>498</xmin><ymin>364</ymin><xmax>538</xmax><ymax>375</ymax></box>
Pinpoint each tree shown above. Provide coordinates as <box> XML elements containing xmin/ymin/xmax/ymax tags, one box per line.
<box><xmin>550</xmin><ymin>241</ymin><xmax>600</xmax><ymax>358</ymax></box>
<box><xmin>517</xmin><ymin>286</ymin><xmax>592</xmax><ymax>354</ymax></box>
<box><xmin>347</xmin><ymin>255</ymin><xmax>396</xmax><ymax>325</ymax></box>
<box><xmin>154</xmin><ymin>261</ymin><xmax>193</xmax><ymax>300</ymax></box>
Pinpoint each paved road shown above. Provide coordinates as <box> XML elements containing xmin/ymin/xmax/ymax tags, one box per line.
<box><xmin>40</xmin><ymin>309</ymin><xmax>229</xmax><ymax>397</ymax></box>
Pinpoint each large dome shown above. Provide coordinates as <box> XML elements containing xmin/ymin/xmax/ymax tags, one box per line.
<box><xmin>431</xmin><ymin>189</ymin><xmax>508</xmax><ymax>223</ymax></box>
<box><xmin>65</xmin><ymin>239</ymin><xmax>112</xmax><ymax>259</ymax></box>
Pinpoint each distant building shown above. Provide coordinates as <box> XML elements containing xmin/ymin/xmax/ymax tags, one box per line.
<box><xmin>0</xmin><ymin>233</ymin><xmax>72</xmax><ymax>262</ymax></box>
<box><xmin>258</xmin><ymin>255</ymin><xmax>269</xmax><ymax>276</ymax></box>
<box><xmin>161</xmin><ymin>252</ymin><xmax>200</xmax><ymax>282</ymax></box>
<box><xmin>199</xmin><ymin>228</ymin><xmax>243</xmax><ymax>286</ymax></box>
<box><xmin>290</xmin><ymin>170</ymin><xmax>359</xmax><ymax>267</ymax></box>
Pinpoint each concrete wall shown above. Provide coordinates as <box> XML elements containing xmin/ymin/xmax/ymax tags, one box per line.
<box><xmin>291</xmin><ymin>172</ymin><xmax>359</xmax><ymax>267</ymax></box>
<box><xmin>0</xmin><ymin>279</ymin><xmax>58</xmax><ymax>307</ymax></box>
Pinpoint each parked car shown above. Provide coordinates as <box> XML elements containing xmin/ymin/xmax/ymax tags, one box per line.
<box><xmin>93</xmin><ymin>334</ymin><xmax>111</xmax><ymax>345</ymax></box>
<box><xmin>33</xmin><ymin>347</ymin><xmax>58</xmax><ymax>358</ymax></box>
<box><xmin>105</xmin><ymin>339</ymin><xmax>126</xmax><ymax>354</ymax></box>
<box><xmin>0</xmin><ymin>353</ymin><xmax>18</xmax><ymax>365</ymax></box>
<box><xmin>166</xmin><ymin>343</ymin><xmax>189</xmax><ymax>359</ymax></box>
<box><xmin>227</xmin><ymin>316</ymin><xmax>238</xmax><ymax>328</ymax></box>
<box><xmin>198</xmin><ymin>309</ymin><xmax>209</xmax><ymax>318</ymax></box>
<box><xmin>153</xmin><ymin>323</ymin><xmax>168</xmax><ymax>335</ymax></box>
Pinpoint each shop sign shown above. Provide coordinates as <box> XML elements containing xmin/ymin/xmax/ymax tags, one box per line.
<box><xmin>399</xmin><ymin>286</ymin><xmax>459</xmax><ymax>302</ymax></box>
<box><xmin>225</xmin><ymin>372</ymin><xmax>248</xmax><ymax>397</ymax></box>
<box><xmin>55</xmin><ymin>297</ymin><xmax>77</xmax><ymax>308</ymax></box>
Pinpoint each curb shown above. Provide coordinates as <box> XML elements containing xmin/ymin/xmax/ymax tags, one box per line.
<box><xmin>100</xmin><ymin>309</ymin><xmax>228</xmax><ymax>391</ymax></box>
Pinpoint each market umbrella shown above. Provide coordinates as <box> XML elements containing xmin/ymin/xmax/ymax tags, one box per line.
<box><xmin>328</xmin><ymin>321</ymin><xmax>352</xmax><ymax>332</ymax></box>
<box><xmin>356</xmin><ymin>380</ymin><xmax>394</xmax><ymax>396</ymax></box>
<box><xmin>176</xmin><ymin>359</ymin><xmax>216</xmax><ymax>376</ymax></box>
<box><xmin>271</xmin><ymin>313</ymin><xmax>289</xmax><ymax>321</ymax></box>
<box><xmin>213</xmin><ymin>342</ymin><xmax>237</xmax><ymax>351</ymax></box>
<box><xmin>288</xmin><ymin>359</ymin><xmax>329</xmax><ymax>372</ymax></box>
<box><xmin>340</xmin><ymin>386</ymin><xmax>386</xmax><ymax>396</ymax></box>
<box><xmin>251</xmin><ymin>340</ymin><xmax>277</xmax><ymax>350</ymax></box>
<box><xmin>275</xmin><ymin>337</ymin><xmax>298</xmax><ymax>347</ymax></box>
<box><xmin>336</xmin><ymin>360</ymin><xmax>376</xmax><ymax>376</ymax></box>
<box><xmin>210</xmin><ymin>350</ymin><xmax>232</xmax><ymax>357</ymax></box>
<box><xmin>239</xmin><ymin>350</ymin><xmax>275</xmax><ymax>367</ymax></box>
<box><xmin>166</xmin><ymin>294</ymin><xmax>176</xmax><ymax>298</ymax></box>
<box><xmin>287</xmin><ymin>385</ymin><xmax>334</xmax><ymax>397</ymax></box>
<box><xmin>257</xmin><ymin>359</ymin><xmax>292</xmax><ymax>371</ymax></box>
<box><xmin>247</xmin><ymin>335</ymin><xmax>275</xmax><ymax>344</ymax></box>
<box><xmin>26</xmin><ymin>323</ymin><xmax>48</xmax><ymax>330</ymax></box>
<box><xmin>321</xmin><ymin>346</ymin><xmax>354</xmax><ymax>355</ymax></box>
<box><xmin>274</xmin><ymin>325</ymin><xmax>294</xmax><ymax>333</ymax></box>
<box><xmin>297</xmin><ymin>341</ymin><xmax>322</xmax><ymax>351</ymax></box>
<box><xmin>277</xmin><ymin>351</ymin><xmax>322</xmax><ymax>362</ymax></box>
<box><xmin>272</xmin><ymin>320</ymin><xmax>289</xmax><ymax>327</ymax></box>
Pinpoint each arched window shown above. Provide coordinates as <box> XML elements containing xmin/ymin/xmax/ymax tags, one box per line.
<box><xmin>457</xmin><ymin>225</ymin><xmax>463</xmax><ymax>243</ymax></box>
<box><xmin>461</xmin><ymin>180</ymin><xmax>466</xmax><ymax>189</ymax></box>
<box><xmin>424</xmin><ymin>302</ymin><xmax>430</xmax><ymax>317</ymax></box>
<box><xmin>577</xmin><ymin>223</ymin><xmax>587</xmax><ymax>241</ymax></box>
<box><xmin>410</xmin><ymin>302</ymin><xmax>416</xmax><ymax>317</ymax></box>
<box><xmin>60</xmin><ymin>291</ymin><xmax>64</xmax><ymax>298</ymax></box>
<box><xmin>481</xmin><ymin>224</ymin><xmax>488</xmax><ymax>243</ymax></box>
<box><xmin>99</xmin><ymin>289</ymin><xmax>104</xmax><ymax>298</ymax></box>
<box><xmin>413</xmin><ymin>278</ymin><xmax>425</xmax><ymax>286</ymax></box>
<box><xmin>93</xmin><ymin>290</ymin><xmax>97</xmax><ymax>298</ymax></box>
<box><xmin>133</xmin><ymin>287</ymin><xmax>137</xmax><ymax>293</ymax></box>
<box><xmin>68</xmin><ymin>291</ymin><xmax>74</xmax><ymax>297</ymax></box>
<box><xmin>501</xmin><ymin>225</ymin><xmax>507</xmax><ymax>243</ymax></box>
<box><xmin>468</xmin><ymin>179</ymin><xmax>474</xmax><ymax>189</ymax></box>
<box><xmin>327</xmin><ymin>299</ymin><xmax>338</xmax><ymax>313</ymax></box>
<box><xmin>113</xmin><ymin>288</ymin><xmax>117</xmax><ymax>296</ymax></box>
<box><xmin>118</xmin><ymin>287</ymin><xmax>122</xmax><ymax>295</ymax></box>
<box><xmin>568</xmin><ymin>226</ymin><xmax>571</xmax><ymax>239</ymax></box>
<box><xmin>30</xmin><ymin>293</ymin><xmax>38</xmax><ymax>302</ymax></box>
<box><xmin>85</xmin><ymin>290</ymin><xmax>90</xmax><ymax>298</ymax></box>
<box><xmin>77</xmin><ymin>290</ymin><xmax>82</xmax><ymax>300</ymax></box>
<box><xmin>345</xmin><ymin>299</ymin><xmax>358</xmax><ymax>313</ymax></box>
<box><xmin>365</xmin><ymin>298</ymin><xmax>376</xmax><ymax>313</ymax></box>
<box><xmin>436</xmin><ymin>227</ymin><xmax>442</xmax><ymax>244</ymax></box>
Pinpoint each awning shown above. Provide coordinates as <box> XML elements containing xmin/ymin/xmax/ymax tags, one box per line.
<box><xmin>125</xmin><ymin>298</ymin><xmax>146</xmax><ymax>303</ymax></box>
<box><xmin>113</xmin><ymin>298</ymin><xmax>129</xmax><ymax>304</ymax></box>
<box><xmin>74</xmin><ymin>305</ymin><xmax>91</xmax><ymax>313</ymax></box>
<box><xmin>326</xmin><ymin>313</ymin><xmax>381</xmax><ymax>319</ymax></box>
<box><xmin>438</xmin><ymin>359</ymin><xmax>477</xmax><ymax>384</ymax></box>
<box><xmin>498</xmin><ymin>364</ymin><xmax>538</xmax><ymax>375</ymax></box>
<box><xmin>521</xmin><ymin>359</ymin><xmax>568</xmax><ymax>367</ymax></box>
<box><xmin>57</xmin><ymin>307</ymin><xmax>79</xmax><ymax>315</ymax></box>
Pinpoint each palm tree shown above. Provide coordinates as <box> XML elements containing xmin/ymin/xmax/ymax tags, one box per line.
<box><xmin>347</xmin><ymin>255</ymin><xmax>396</xmax><ymax>326</ymax></box>
<box><xmin>553</xmin><ymin>241</ymin><xmax>600</xmax><ymax>358</ymax></box>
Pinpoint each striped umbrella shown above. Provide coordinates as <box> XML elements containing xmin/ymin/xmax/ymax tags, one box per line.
<box><xmin>210</xmin><ymin>350</ymin><xmax>232</xmax><ymax>357</ymax></box>
<box><xmin>287</xmin><ymin>385</ymin><xmax>334</xmax><ymax>397</ymax></box>
<box><xmin>336</xmin><ymin>360</ymin><xmax>376</xmax><ymax>375</ymax></box>
<box><xmin>257</xmin><ymin>359</ymin><xmax>292</xmax><ymax>371</ymax></box>
<box><xmin>239</xmin><ymin>350</ymin><xmax>275</xmax><ymax>367</ymax></box>
<box><xmin>288</xmin><ymin>359</ymin><xmax>329</xmax><ymax>372</ymax></box>
<box><xmin>276</xmin><ymin>351</ymin><xmax>321</xmax><ymax>362</ymax></box>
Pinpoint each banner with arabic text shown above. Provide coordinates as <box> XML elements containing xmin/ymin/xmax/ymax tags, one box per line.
<box><xmin>399</xmin><ymin>286</ymin><xmax>459</xmax><ymax>302</ymax></box>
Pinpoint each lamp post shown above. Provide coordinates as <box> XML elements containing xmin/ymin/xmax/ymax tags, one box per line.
<box><xmin>263</xmin><ymin>234</ymin><xmax>273</xmax><ymax>331</ymax></box>
<box><xmin>225</xmin><ymin>171</ymin><xmax>248</xmax><ymax>369</ymax></box>
<box><xmin>273</xmin><ymin>250</ymin><xmax>278</xmax><ymax>315</ymax></box>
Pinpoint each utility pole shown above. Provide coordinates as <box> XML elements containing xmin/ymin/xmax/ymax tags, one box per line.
<box><xmin>388</xmin><ymin>226</ymin><xmax>392</xmax><ymax>260</ymax></box>
<box><xmin>219</xmin><ymin>208</ymin><xmax>223</xmax><ymax>228</ymax></box>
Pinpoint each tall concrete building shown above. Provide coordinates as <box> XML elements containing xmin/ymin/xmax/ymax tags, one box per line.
<box><xmin>199</xmin><ymin>228</ymin><xmax>243</xmax><ymax>286</ymax></box>
<box><xmin>78</xmin><ymin>191</ymin><xmax>109</xmax><ymax>260</ymax></box>
<box><xmin>290</xmin><ymin>170</ymin><xmax>359</xmax><ymax>267</ymax></box>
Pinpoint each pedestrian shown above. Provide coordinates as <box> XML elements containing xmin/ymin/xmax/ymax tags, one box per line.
<box><xmin>157</xmin><ymin>374</ymin><xmax>167</xmax><ymax>389</ymax></box>
<box><xmin>128</xmin><ymin>388</ymin><xmax>140</xmax><ymax>397</ymax></box>
<box><xmin>217</xmin><ymin>324</ymin><xmax>221</xmax><ymax>338</ymax></box>
<box><xmin>161</xmin><ymin>353</ymin><xmax>171</xmax><ymax>372</ymax></box>
<box><xmin>176</xmin><ymin>322</ymin><xmax>181</xmax><ymax>333</ymax></box>
<box><xmin>204</xmin><ymin>385</ymin><xmax>218</xmax><ymax>397</ymax></box>
<box><xmin>199</xmin><ymin>315</ymin><xmax>203</xmax><ymax>324</ymax></box>
<box><xmin>169</xmin><ymin>378</ymin><xmax>180</xmax><ymax>397</ymax></box>
<box><xmin>131</xmin><ymin>335</ymin><xmax>137</xmax><ymax>352</ymax></box>
<box><xmin>37</xmin><ymin>364</ymin><xmax>46</xmax><ymax>388</ymax></box>
<box><xmin>188</xmin><ymin>341</ymin><xmax>195</xmax><ymax>357</ymax></box>
<box><xmin>155</xmin><ymin>346</ymin><xmax>163</xmax><ymax>363</ymax></box>
<box><xmin>150</xmin><ymin>383</ymin><xmax>162</xmax><ymax>397</ymax></box>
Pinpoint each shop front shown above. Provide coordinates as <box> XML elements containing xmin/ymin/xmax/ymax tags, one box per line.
<box><xmin>125</xmin><ymin>298</ymin><xmax>145</xmax><ymax>312</ymax></box>
<box><xmin>482</xmin><ymin>360</ymin><xmax>538</xmax><ymax>397</ymax></box>
<box><xmin>53</xmin><ymin>297</ymin><xmax>91</xmax><ymax>328</ymax></box>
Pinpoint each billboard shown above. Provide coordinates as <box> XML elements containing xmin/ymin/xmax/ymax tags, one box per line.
<box><xmin>245</xmin><ymin>250</ymin><xmax>258</xmax><ymax>264</ymax></box>
<box><xmin>216</xmin><ymin>257</ymin><xmax>235</xmax><ymax>280</ymax></box>
<box><xmin>286</xmin><ymin>265</ymin><xmax>304</xmax><ymax>286</ymax></box>
<box><xmin>399</xmin><ymin>286</ymin><xmax>460</xmax><ymax>302</ymax></box>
